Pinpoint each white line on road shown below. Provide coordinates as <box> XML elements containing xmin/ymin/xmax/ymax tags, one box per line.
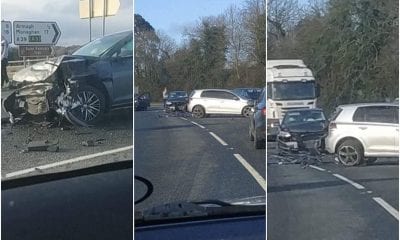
<box><xmin>180</xmin><ymin>117</ymin><xmax>188</xmax><ymax>121</ymax></box>
<box><xmin>373</xmin><ymin>197</ymin><xmax>399</xmax><ymax>220</ymax></box>
<box><xmin>309</xmin><ymin>165</ymin><xmax>326</xmax><ymax>172</ymax></box>
<box><xmin>190</xmin><ymin>121</ymin><xmax>205</xmax><ymax>129</ymax></box>
<box><xmin>209</xmin><ymin>132</ymin><xmax>228</xmax><ymax>146</ymax></box>
<box><xmin>233</xmin><ymin>154</ymin><xmax>266</xmax><ymax>191</ymax></box>
<box><xmin>4</xmin><ymin>145</ymin><xmax>133</xmax><ymax>179</ymax></box>
<box><xmin>332</xmin><ymin>173</ymin><xmax>365</xmax><ymax>190</ymax></box>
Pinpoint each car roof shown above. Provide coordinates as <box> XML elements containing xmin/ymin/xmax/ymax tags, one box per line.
<box><xmin>337</xmin><ymin>102</ymin><xmax>398</xmax><ymax>109</ymax></box>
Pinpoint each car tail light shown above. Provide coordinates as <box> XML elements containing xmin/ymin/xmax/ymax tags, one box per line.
<box><xmin>262</xmin><ymin>107</ymin><xmax>266</xmax><ymax>116</ymax></box>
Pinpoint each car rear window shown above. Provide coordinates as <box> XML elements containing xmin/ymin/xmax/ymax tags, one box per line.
<box><xmin>353</xmin><ymin>106</ymin><xmax>398</xmax><ymax>124</ymax></box>
<box><xmin>330</xmin><ymin>107</ymin><xmax>343</xmax><ymax>121</ymax></box>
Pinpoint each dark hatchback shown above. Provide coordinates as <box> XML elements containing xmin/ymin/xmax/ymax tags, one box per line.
<box><xmin>135</xmin><ymin>92</ymin><xmax>151</xmax><ymax>111</ymax></box>
<box><xmin>165</xmin><ymin>91</ymin><xmax>188</xmax><ymax>112</ymax></box>
<box><xmin>233</xmin><ymin>88</ymin><xmax>262</xmax><ymax>101</ymax></box>
<box><xmin>277</xmin><ymin>108</ymin><xmax>328</xmax><ymax>152</ymax></box>
<box><xmin>249</xmin><ymin>88</ymin><xmax>266</xmax><ymax>149</ymax></box>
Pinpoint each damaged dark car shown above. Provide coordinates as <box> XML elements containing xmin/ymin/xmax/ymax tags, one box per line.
<box><xmin>3</xmin><ymin>30</ymin><xmax>133</xmax><ymax>126</ymax></box>
<box><xmin>277</xmin><ymin>108</ymin><xmax>328</xmax><ymax>152</ymax></box>
<box><xmin>165</xmin><ymin>91</ymin><xmax>188</xmax><ymax>112</ymax></box>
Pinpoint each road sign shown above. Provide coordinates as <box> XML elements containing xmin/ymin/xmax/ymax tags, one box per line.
<box><xmin>18</xmin><ymin>45</ymin><xmax>53</xmax><ymax>57</ymax></box>
<box><xmin>1</xmin><ymin>21</ymin><xmax>12</xmax><ymax>43</ymax></box>
<box><xmin>13</xmin><ymin>21</ymin><xmax>61</xmax><ymax>45</ymax></box>
<box><xmin>79</xmin><ymin>0</ymin><xmax>120</xmax><ymax>19</ymax></box>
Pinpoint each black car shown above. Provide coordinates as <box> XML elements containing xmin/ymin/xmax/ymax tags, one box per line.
<box><xmin>233</xmin><ymin>88</ymin><xmax>262</xmax><ymax>101</ymax></box>
<box><xmin>135</xmin><ymin>92</ymin><xmax>151</xmax><ymax>111</ymax></box>
<box><xmin>277</xmin><ymin>108</ymin><xmax>328</xmax><ymax>152</ymax></box>
<box><xmin>4</xmin><ymin>31</ymin><xmax>133</xmax><ymax>126</ymax></box>
<box><xmin>165</xmin><ymin>91</ymin><xmax>188</xmax><ymax>112</ymax></box>
<box><xmin>249</xmin><ymin>88</ymin><xmax>266</xmax><ymax>149</ymax></box>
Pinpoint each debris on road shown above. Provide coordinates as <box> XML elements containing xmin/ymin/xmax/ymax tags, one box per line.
<box><xmin>82</xmin><ymin>140</ymin><xmax>95</xmax><ymax>147</ymax></box>
<box><xmin>81</xmin><ymin>138</ymin><xmax>106</xmax><ymax>147</ymax></box>
<box><xmin>27</xmin><ymin>140</ymin><xmax>59</xmax><ymax>152</ymax></box>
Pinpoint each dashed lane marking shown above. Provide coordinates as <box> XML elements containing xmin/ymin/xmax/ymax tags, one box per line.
<box><xmin>233</xmin><ymin>153</ymin><xmax>266</xmax><ymax>191</ymax></box>
<box><xmin>191</xmin><ymin>121</ymin><xmax>206</xmax><ymax>129</ymax></box>
<box><xmin>332</xmin><ymin>173</ymin><xmax>365</xmax><ymax>190</ymax></box>
<box><xmin>209</xmin><ymin>132</ymin><xmax>228</xmax><ymax>146</ymax></box>
<box><xmin>5</xmin><ymin>145</ymin><xmax>133</xmax><ymax>179</ymax></box>
<box><xmin>309</xmin><ymin>165</ymin><xmax>326</xmax><ymax>172</ymax></box>
<box><xmin>373</xmin><ymin>197</ymin><xmax>399</xmax><ymax>220</ymax></box>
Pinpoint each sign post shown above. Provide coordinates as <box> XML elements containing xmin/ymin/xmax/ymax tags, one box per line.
<box><xmin>1</xmin><ymin>21</ymin><xmax>12</xmax><ymax>43</ymax></box>
<box><xmin>80</xmin><ymin>0</ymin><xmax>120</xmax><ymax>40</ymax></box>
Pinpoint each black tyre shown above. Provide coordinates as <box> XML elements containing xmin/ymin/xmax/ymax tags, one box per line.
<box><xmin>242</xmin><ymin>106</ymin><xmax>252</xmax><ymax>117</ymax></box>
<box><xmin>254</xmin><ymin>129</ymin><xmax>264</xmax><ymax>149</ymax></box>
<box><xmin>337</xmin><ymin>139</ymin><xmax>364</xmax><ymax>166</ymax></box>
<box><xmin>65</xmin><ymin>85</ymin><xmax>106</xmax><ymax>127</ymax></box>
<box><xmin>249</xmin><ymin>123</ymin><xmax>254</xmax><ymax>141</ymax></box>
<box><xmin>192</xmin><ymin>105</ymin><xmax>205</xmax><ymax>118</ymax></box>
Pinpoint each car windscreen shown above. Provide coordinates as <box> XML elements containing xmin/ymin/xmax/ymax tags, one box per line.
<box><xmin>271</xmin><ymin>81</ymin><xmax>316</xmax><ymax>100</ymax></box>
<box><xmin>283</xmin><ymin>110</ymin><xmax>326</xmax><ymax>126</ymax></box>
<box><xmin>168</xmin><ymin>91</ymin><xmax>187</xmax><ymax>98</ymax></box>
<box><xmin>73</xmin><ymin>32</ymin><xmax>130</xmax><ymax>57</ymax></box>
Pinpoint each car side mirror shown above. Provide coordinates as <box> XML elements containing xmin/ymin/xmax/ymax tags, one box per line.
<box><xmin>233</xmin><ymin>96</ymin><xmax>239</xmax><ymax>101</ymax></box>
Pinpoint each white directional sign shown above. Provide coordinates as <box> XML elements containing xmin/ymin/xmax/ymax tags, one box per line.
<box><xmin>1</xmin><ymin>21</ymin><xmax>12</xmax><ymax>43</ymax></box>
<box><xmin>13</xmin><ymin>21</ymin><xmax>61</xmax><ymax>45</ymax></box>
<box><xmin>79</xmin><ymin>0</ymin><xmax>120</xmax><ymax>19</ymax></box>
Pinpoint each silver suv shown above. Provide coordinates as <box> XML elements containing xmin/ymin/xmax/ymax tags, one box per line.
<box><xmin>325</xmin><ymin>103</ymin><xmax>399</xmax><ymax>166</ymax></box>
<box><xmin>187</xmin><ymin>89</ymin><xmax>253</xmax><ymax>118</ymax></box>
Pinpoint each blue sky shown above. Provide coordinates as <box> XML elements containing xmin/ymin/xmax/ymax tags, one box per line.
<box><xmin>2</xmin><ymin>0</ymin><xmax>133</xmax><ymax>46</ymax></box>
<box><xmin>135</xmin><ymin>0</ymin><xmax>247</xmax><ymax>44</ymax></box>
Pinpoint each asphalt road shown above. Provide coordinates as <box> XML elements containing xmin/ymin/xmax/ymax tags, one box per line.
<box><xmin>1</xmin><ymin>109</ymin><xmax>133</xmax><ymax>179</ymax></box>
<box><xmin>267</xmin><ymin>141</ymin><xmax>399</xmax><ymax>240</ymax></box>
<box><xmin>134</xmin><ymin>105</ymin><xmax>266</xmax><ymax>211</ymax></box>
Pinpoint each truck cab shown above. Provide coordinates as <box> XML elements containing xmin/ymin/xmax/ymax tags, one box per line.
<box><xmin>267</xmin><ymin>60</ymin><xmax>320</xmax><ymax>139</ymax></box>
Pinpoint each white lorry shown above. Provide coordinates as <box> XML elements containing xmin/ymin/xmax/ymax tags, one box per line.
<box><xmin>267</xmin><ymin>59</ymin><xmax>320</xmax><ymax>138</ymax></box>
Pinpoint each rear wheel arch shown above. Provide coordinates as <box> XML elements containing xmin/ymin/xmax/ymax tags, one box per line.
<box><xmin>335</xmin><ymin>137</ymin><xmax>365</xmax><ymax>154</ymax></box>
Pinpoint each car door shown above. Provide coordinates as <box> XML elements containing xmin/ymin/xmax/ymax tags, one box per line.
<box><xmin>354</xmin><ymin>106</ymin><xmax>397</xmax><ymax>155</ymax></box>
<box><xmin>200</xmin><ymin>91</ymin><xmax>220</xmax><ymax>113</ymax></box>
<box><xmin>109</xmin><ymin>38</ymin><xmax>133</xmax><ymax>106</ymax></box>
<box><xmin>218</xmin><ymin>91</ymin><xmax>241</xmax><ymax>114</ymax></box>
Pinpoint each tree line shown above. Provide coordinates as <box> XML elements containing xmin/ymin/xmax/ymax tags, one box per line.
<box><xmin>268</xmin><ymin>0</ymin><xmax>398</xmax><ymax>113</ymax></box>
<box><xmin>135</xmin><ymin>0</ymin><xmax>266</xmax><ymax>100</ymax></box>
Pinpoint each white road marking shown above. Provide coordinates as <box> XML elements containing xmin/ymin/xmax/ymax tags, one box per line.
<box><xmin>209</xmin><ymin>132</ymin><xmax>228</xmax><ymax>146</ymax></box>
<box><xmin>373</xmin><ymin>197</ymin><xmax>399</xmax><ymax>220</ymax></box>
<box><xmin>4</xmin><ymin>145</ymin><xmax>133</xmax><ymax>179</ymax></box>
<box><xmin>332</xmin><ymin>173</ymin><xmax>365</xmax><ymax>190</ymax></box>
<box><xmin>233</xmin><ymin>154</ymin><xmax>266</xmax><ymax>191</ymax></box>
<box><xmin>191</xmin><ymin>121</ymin><xmax>206</xmax><ymax>129</ymax></box>
<box><xmin>180</xmin><ymin>117</ymin><xmax>188</xmax><ymax>121</ymax></box>
<box><xmin>309</xmin><ymin>165</ymin><xmax>326</xmax><ymax>172</ymax></box>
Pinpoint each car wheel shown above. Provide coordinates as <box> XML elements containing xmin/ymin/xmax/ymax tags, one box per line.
<box><xmin>65</xmin><ymin>85</ymin><xmax>106</xmax><ymax>127</ymax></box>
<box><xmin>254</xmin><ymin>129</ymin><xmax>264</xmax><ymax>149</ymax></box>
<box><xmin>242</xmin><ymin>106</ymin><xmax>252</xmax><ymax>117</ymax></box>
<box><xmin>365</xmin><ymin>157</ymin><xmax>378</xmax><ymax>164</ymax></box>
<box><xmin>192</xmin><ymin>105</ymin><xmax>205</xmax><ymax>118</ymax></box>
<box><xmin>337</xmin><ymin>139</ymin><xmax>364</xmax><ymax>166</ymax></box>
